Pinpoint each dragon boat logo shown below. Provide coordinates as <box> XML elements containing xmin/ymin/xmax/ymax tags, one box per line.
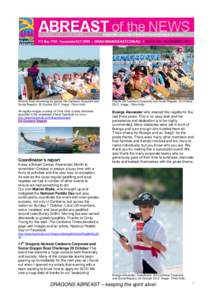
<box><xmin>19</xmin><ymin>18</ymin><xmax>34</xmax><ymax>45</ymax></box>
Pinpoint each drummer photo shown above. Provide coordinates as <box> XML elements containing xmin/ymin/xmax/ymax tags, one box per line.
<box><xmin>113</xmin><ymin>168</ymin><xmax>183</xmax><ymax>274</ymax></box>
<box><xmin>112</xmin><ymin>46</ymin><xmax>194</xmax><ymax>102</ymax></box>
<box><xmin>18</xmin><ymin>45</ymin><xmax>100</xmax><ymax>101</ymax></box>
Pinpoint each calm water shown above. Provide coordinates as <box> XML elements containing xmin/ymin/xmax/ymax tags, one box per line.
<box><xmin>18</xmin><ymin>66</ymin><xmax>100</xmax><ymax>96</ymax></box>
<box><xmin>113</xmin><ymin>199</ymin><xmax>182</xmax><ymax>273</ymax></box>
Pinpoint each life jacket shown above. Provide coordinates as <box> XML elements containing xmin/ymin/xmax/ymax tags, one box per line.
<box><xmin>134</xmin><ymin>217</ymin><xmax>161</xmax><ymax>257</ymax></box>
<box><xmin>136</xmin><ymin>221</ymin><xmax>145</xmax><ymax>244</ymax></box>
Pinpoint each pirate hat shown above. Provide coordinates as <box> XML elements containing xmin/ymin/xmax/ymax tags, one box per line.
<box><xmin>133</xmin><ymin>192</ymin><xmax>160</xmax><ymax>206</ymax></box>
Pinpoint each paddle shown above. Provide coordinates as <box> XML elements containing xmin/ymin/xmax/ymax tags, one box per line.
<box><xmin>130</xmin><ymin>87</ymin><xmax>162</xmax><ymax>100</ymax></box>
<box><xmin>38</xmin><ymin>75</ymin><xmax>78</xmax><ymax>97</ymax></box>
<box><xmin>51</xmin><ymin>82</ymin><xmax>78</xmax><ymax>96</ymax></box>
<box><xmin>169</xmin><ymin>78</ymin><xmax>180</xmax><ymax>92</ymax></box>
<box><xmin>150</xmin><ymin>91</ymin><xmax>162</xmax><ymax>100</ymax></box>
<box><xmin>179</xmin><ymin>76</ymin><xmax>194</xmax><ymax>88</ymax></box>
<box><xmin>113</xmin><ymin>228</ymin><xmax>128</xmax><ymax>242</ymax></box>
<box><xmin>154</xmin><ymin>84</ymin><xmax>171</xmax><ymax>97</ymax></box>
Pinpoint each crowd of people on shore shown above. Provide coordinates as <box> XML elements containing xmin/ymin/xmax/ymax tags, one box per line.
<box><xmin>112</xmin><ymin>47</ymin><xmax>193</xmax><ymax>100</ymax></box>
<box><xmin>19</xmin><ymin>61</ymin><xmax>100</xmax><ymax>99</ymax></box>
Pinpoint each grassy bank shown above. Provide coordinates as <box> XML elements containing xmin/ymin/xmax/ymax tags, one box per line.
<box><xmin>18</xmin><ymin>58</ymin><xmax>100</xmax><ymax>68</ymax></box>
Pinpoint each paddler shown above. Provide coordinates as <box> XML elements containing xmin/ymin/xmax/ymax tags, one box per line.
<box><xmin>139</xmin><ymin>65</ymin><xmax>154</xmax><ymax>96</ymax></box>
<box><xmin>173</xmin><ymin>47</ymin><xmax>186</xmax><ymax>63</ymax></box>
<box><xmin>27</xmin><ymin>60</ymin><xmax>43</xmax><ymax>92</ymax></box>
<box><xmin>130</xmin><ymin>64</ymin><xmax>136</xmax><ymax>73</ymax></box>
<box><xmin>112</xmin><ymin>73</ymin><xmax>126</xmax><ymax>100</ymax></box>
<box><xmin>87</xmin><ymin>64</ymin><xmax>98</xmax><ymax>74</ymax></box>
<box><xmin>52</xmin><ymin>73</ymin><xmax>64</xmax><ymax>94</ymax></box>
<box><xmin>167</xmin><ymin>63</ymin><xmax>180</xmax><ymax>82</ymax></box>
<box><xmin>152</xmin><ymin>64</ymin><xmax>165</xmax><ymax>86</ymax></box>
<box><xmin>117</xmin><ymin>68</ymin><xmax>128</xmax><ymax>82</ymax></box>
<box><xmin>119</xmin><ymin>192</ymin><xmax>168</xmax><ymax>274</ymax></box>
<box><xmin>128</xmin><ymin>67</ymin><xmax>148</xmax><ymax>98</ymax></box>
<box><xmin>44</xmin><ymin>75</ymin><xmax>54</xmax><ymax>96</ymax></box>
<box><xmin>91</xmin><ymin>71</ymin><xmax>99</xmax><ymax>86</ymax></box>
<box><xmin>158</xmin><ymin>63</ymin><xmax>171</xmax><ymax>89</ymax></box>
<box><xmin>174</xmin><ymin>61</ymin><xmax>187</xmax><ymax>78</ymax></box>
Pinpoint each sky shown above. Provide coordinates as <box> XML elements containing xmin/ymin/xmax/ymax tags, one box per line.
<box><xmin>19</xmin><ymin>127</ymin><xmax>45</xmax><ymax>140</ymax></box>
<box><xmin>46</xmin><ymin>127</ymin><xmax>73</xmax><ymax>138</ymax></box>
<box><xmin>19</xmin><ymin>127</ymin><xmax>73</xmax><ymax>139</ymax></box>
<box><xmin>19</xmin><ymin>45</ymin><xmax>100</xmax><ymax>60</ymax></box>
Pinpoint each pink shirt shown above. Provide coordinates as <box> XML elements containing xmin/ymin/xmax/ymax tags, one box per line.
<box><xmin>113</xmin><ymin>82</ymin><xmax>125</xmax><ymax>99</ymax></box>
<box><xmin>145</xmin><ymin>75</ymin><xmax>154</xmax><ymax>85</ymax></box>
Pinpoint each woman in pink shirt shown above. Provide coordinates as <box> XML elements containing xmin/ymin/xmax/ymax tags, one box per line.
<box><xmin>113</xmin><ymin>73</ymin><xmax>126</xmax><ymax>100</ymax></box>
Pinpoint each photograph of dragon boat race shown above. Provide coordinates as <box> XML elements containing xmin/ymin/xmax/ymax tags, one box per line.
<box><xmin>18</xmin><ymin>46</ymin><xmax>100</xmax><ymax>100</ymax></box>
<box><xmin>112</xmin><ymin>46</ymin><xmax>194</xmax><ymax>101</ymax></box>
<box><xmin>18</xmin><ymin>127</ymin><xmax>100</xmax><ymax>154</ymax></box>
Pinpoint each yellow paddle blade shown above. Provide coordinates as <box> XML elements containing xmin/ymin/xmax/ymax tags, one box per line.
<box><xmin>61</xmin><ymin>92</ymin><xmax>74</xmax><ymax>100</ymax></box>
<box><xmin>130</xmin><ymin>90</ymin><xmax>142</xmax><ymax>99</ymax></box>
<box><xmin>179</xmin><ymin>76</ymin><xmax>194</xmax><ymax>88</ymax></box>
<box><xmin>84</xmin><ymin>84</ymin><xmax>94</xmax><ymax>92</ymax></box>
<box><xmin>169</xmin><ymin>78</ymin><xmax>180</xmax><ymax>92</ymax></box>
<box><xmin>77</xmin><ymin>92</ymin><xmax>86</xmax><ymax>98</ymax></box>
<box><xmin>154</xmin><ymin>85</ymin><xmax>171</xmax><ymax>97</ymax></box>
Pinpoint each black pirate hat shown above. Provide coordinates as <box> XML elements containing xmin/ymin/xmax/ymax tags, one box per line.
<box><xmin>133</xmin><ymin>192</ymin><xmax>160</xmax><ymax>206</ymax></box>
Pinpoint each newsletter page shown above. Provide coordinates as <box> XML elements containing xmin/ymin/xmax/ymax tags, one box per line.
<box><xmin>1</xmin><ymin>8</ymin><xmax>210</xmax><ymax>299</ymax></box>
<box><xmin>17</xmin><ymin>15</ymin><xmax>192</xmax><ymax>280</ymax></box>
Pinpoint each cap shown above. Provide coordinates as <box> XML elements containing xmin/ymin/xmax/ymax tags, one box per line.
<box><xmin>152</xmin><ymin>63</ymin><xmax>159</xmax><ymax>69</ymax></box>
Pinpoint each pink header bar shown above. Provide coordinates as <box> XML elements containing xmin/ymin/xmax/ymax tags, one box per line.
<box><xmin>33</xmin><ymin>18</ymin><xmax>194</xmax><ymax>46</ymax></box>
<box><xmin>34</xmin><ymin>37</ymin><xmax>194</xmax><ymax>46</ymax></box>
